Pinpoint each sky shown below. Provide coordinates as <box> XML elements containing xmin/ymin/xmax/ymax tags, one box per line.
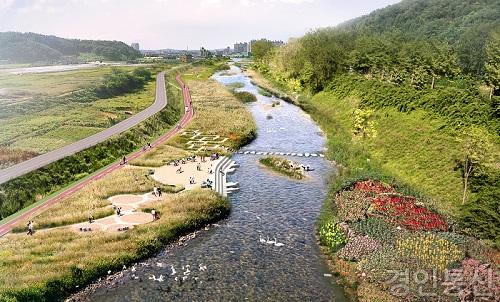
<box><xmin>0</xmin><ymin>0</ymin><xmax>401</xmax><ymax>50</ymax></box>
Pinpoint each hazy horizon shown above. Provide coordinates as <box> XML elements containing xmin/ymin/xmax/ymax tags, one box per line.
<box><xmin>1</xmin><ymin>0</ymin><xmax>400</xmax><ymax>50</ymax></box>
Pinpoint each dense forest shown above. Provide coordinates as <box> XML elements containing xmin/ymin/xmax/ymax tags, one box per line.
<box><xmin>253</xmin><ymin>0</ymin><xmax>499</xmax><ymax>244</ymax></box>
<box><xmin>0</xmin><ymin>32</ymin><xmax>142</xmax><ymax>63</ymax></box>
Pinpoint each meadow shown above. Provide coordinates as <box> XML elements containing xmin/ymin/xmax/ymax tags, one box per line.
<box><xmin>0</xmin><ymin>66</ymin><xmax>155</xmax><ymax>168</ymax></box>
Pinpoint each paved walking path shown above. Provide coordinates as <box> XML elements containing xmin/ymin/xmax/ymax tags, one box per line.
<box><xmin>0</xmin><ymin>74</ymin><xmax>194</xmax><ymax>237</ymax></box>
<box><xmin>0</xmin><ymin>71</ymin><xmax>168</xmax><ymax>185</ymax></box>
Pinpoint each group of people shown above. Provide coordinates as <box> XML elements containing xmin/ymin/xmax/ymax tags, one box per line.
<box><xmin>201</xmin><ymin>179</ymin><xmax>213</xmax><ymax>189</ymax></box>
<box><xmin>26</xmin><ymin>220</ymin><xmax>35</xmax><ymax>236</ymax></box>
<box><xmin>153</xmin><ymin>186</ymin><xmax>162</xmax><ymax>197</ymax></box>
<box><xmin>142</xmin><ymin>142</ymin><xmax>152</xmax><ymax>151</ymax></box>
<box><xmin>189</xmin><ymin>177</ymin><xmax>196</xmax><ymax>184</ymax></box>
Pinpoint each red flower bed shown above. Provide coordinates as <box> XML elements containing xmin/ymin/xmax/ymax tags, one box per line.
<box><xmin>354</xmin><ymin>180</ymin><xmax>395</xmax><ymax>194</ymax></box>
<box><xmin>372</xmin><ymin>194</ymin><xmax>448</xmax><ymax>231</ymax></box>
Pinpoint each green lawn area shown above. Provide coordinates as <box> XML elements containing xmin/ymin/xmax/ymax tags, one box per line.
<box><xmin>311</xmin><ymin>91</ymin><xmax>466</xmax><ymax>216</ymax></box>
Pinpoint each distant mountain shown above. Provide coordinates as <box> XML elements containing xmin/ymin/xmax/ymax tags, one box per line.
<box><xmin>0</xmin><ymin>32</ymin><xmax>142</xmax><ymax>64</ymax></box>
<box><xmin>339</xmin><ymin>0</ymin><xmax>500</xmax><ymax>75</ymax></box>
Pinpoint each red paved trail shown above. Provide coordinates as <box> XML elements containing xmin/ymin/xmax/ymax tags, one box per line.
<box><xmin>0</xmin><ymin>74</ymin><xmax>193</xmax><ymax>237</ymax></box>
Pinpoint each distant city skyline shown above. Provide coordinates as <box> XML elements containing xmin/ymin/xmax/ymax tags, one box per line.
<box><xmin>0</xmin><ymin>0</ymin><xmax>401</xmax><ymax>50</ymax></box>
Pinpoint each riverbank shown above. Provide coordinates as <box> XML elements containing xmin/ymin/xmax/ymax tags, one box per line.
<box><xmin>247</xmin><ymin>68</ymin><xmax>500</xmax><ymax>301</ymax></box>
<box><xmin>0</xmin><ymin>63</ymin><xmax>254</xmax><ymax>301</ymax></box>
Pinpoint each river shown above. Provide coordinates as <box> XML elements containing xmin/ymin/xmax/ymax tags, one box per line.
<box><xmin>82</xmin><ymin>64</ymin><xmax>348</xmax><ymax>301</ymax></box>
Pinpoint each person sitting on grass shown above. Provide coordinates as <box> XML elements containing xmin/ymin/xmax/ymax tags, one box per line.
<box><xmin>181</xmin><ymin>159</ymin><xmax>186</xmax><ymax>164</ymax></box>
<box><xmin>176</xmin><ymin>167</ymin><xmax>183</xmax><ymax>174</ymax></box>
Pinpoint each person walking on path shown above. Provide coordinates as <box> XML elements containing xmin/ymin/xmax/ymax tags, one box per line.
<box><xmin>157</xmin><ymin>187</ymin><xmax>162</xmax><ymax>197</ymax></box>
<box><xmin>197</xmin><ymin>163</ymin><xmax>201</xmax><ymax>171</ymax></box>
<box><xmin>27</xmin><ymin>221</ymin><xmax>34</xmax><ymax>236</ymax></box>
<box><xmin>88</xmin><ymin>212</ymin><xmax>93</xmax><ymax>224</ymax></box>
<box><xmin>151</xmin><ymin>209</ymin><xmax>157</xmax><ymax>221</ymax></box>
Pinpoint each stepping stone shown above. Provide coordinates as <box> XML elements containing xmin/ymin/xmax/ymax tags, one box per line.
<box><xmin>256</xmin><ymin>152</ymin><xmax>263</xmax><ymax>155</ymax></box>
<box><xmin>319</xmin><ymin>154</ymin><xmax>325</xmax><ymax>158</ymax></box>
<box><xmin>244</xmin><ymin>151</ymin><xmax>250</xmax><ymax>155</ymax></box>
<box><xmin>286</xmin><ymin>153</ymin><xmax>291</xmax><ymax>156</ymax></box>
<box><xmin>311</xmin><ymin>154</ymin><xmax>318</xmax><ymax>157</ymax></box>
<box><xmin>305</xmin><ymin>153</ymin><xmax>310</xmax><ymax>157</ymax></box>
<box><xmin>291</xmin><ymin>153</ymin><xmax>297</xmax><ymax>156</ymax></box>
<box><xmin>297</xmin><ymin>153</ymin><xmax>304</xmax><ymax>157</ymax></box>
<box><xmin>262</xmin><ymin>152</ymin><xmax>268</xmax><ymax>155</ymax></box>
<box><xmin>250</xmin><ymin>151</ymin><xmax>256</xmax><ymax>154</ymax></box>
<box><xmin>279</xmin><ymin>152</ymin><xmax>285</xmax><ymax>156</ymax></box>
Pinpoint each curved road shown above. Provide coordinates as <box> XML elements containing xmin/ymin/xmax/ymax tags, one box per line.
<box><xmin>0</xmin><ymin>74</ymin><xmax>194</xmax><ymax>237</ymax></box>
<box><xmin>0</xmin><ymin>71</ymin><xmax>168</xmax><ymax>185</ymax></box>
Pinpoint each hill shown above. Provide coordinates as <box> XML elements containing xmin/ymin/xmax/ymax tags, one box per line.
<box><xmin>0</xmin><ymin>32</ymin><xmax>142</xmax><ymax>63</ymax></box>
<box><xmin>254</xmin><ymin>0</ymin><xmax>500</xmax><ymax>245</ymax></box>
<box><xmin>340</xmin><ymin>0</ymin><xmax>500</xmax><ymax>75</ymax></box>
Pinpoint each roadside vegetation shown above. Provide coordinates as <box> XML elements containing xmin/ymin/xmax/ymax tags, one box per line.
<box><xmin>249</xmin><ymin>0</ymin><xmax>499</xmax><ymax>300</ymax></box>
<box><xmin>0</xmin><ymin>66</ymin><xmax>163</xmax><ymax>167</ymax></box>
<box><xmin>259</xmin><ymin>156</ymin><xmax>305</xmax><ymax>180</ymax></box>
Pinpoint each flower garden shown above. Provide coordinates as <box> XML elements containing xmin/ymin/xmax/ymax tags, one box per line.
<box><xmin>320</xmin><ymin>180</ymin><xmax>499</xmax><ymax>301</ymax></box>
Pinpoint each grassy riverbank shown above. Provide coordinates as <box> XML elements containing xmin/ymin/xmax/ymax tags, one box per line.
<box><xmin>259</xmin><ymin>156</ymin><xmax>305</xmax><ymax>180</ymax></box>
<box><xmin>248</xmin><ymin>68</ymin><xmax>500</xmax><ymax>301</ymax></box>
<box><xmin>0</xmin><ymin>189</ymin><xmax>229</xmax><ymax>302</ymax></box>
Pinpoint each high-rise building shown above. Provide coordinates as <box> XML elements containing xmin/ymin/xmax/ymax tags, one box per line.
<box><xmin>234</xmin><ymin>42</ymin><xmax>248</xmax><ymax>55</ymax></box>
<box><xmin>131</xmin><ymin>43</ymin><xmax>140</xmax><ymax>51</ymax></box>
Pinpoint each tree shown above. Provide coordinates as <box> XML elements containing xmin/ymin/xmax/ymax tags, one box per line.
<box><xmin>456</xmin><ymin>127</ymin><xmax>494</xmax><ymax>204</ymax></box>
<box><xmin>251</xmin><ymin>39</ymin><xmax>276</xmax><ymax>62</ymax></box>
<box><xmin>484</xmin><ymin>30</ymin><xmax>500</xmax><ymax>98</ymax></box>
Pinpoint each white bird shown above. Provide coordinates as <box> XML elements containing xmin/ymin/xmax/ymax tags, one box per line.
<box><xmin>174</xmin><ymin>277</ymin><xmax>178</xmax><ymax>282</ymax></box>
<box><xmin>259</xmin><ymin>235</ymin><xmax>266</xmax><ymax>244</ymax></box>
<box><xmin>182</xmin><ymin>276</ymin><xmax>188</xmax><ymax>281</ymax></box>
<box><xmin>273</xmin><ymin>238</ymin><xmax>285</xmax><ymax>247</ymax></box>
<box><xmin>199</xmin><ymin>264</ymin><xmax>207</xmax><ymax>272</ymax></box>
<box><xmin>266</xmin><ymin>237</ymin><xmax>275</xmax><ymax>245</ymax></box>
<box><xmin>184</xmin><ymin>269</ymin><xmax>191</xmax><ymax>276</ymax></box>
<box><xmin>156</xmin><ymin>262</ymin><xmax>165</xmax><ymax>268</ymax></box>
<box><xmin>157</xmin><ymin>275</ymin><xmax>165</xmax><ymax>282</ymax></box>
<box><xmin>107</xmin><ymin>270</ymin><xmax>112</xmax><ymax>275</ymax></box>
<box><xmin>131</xmin><ymin>266</ymin><xmax>136</xmax><ymax>273</ymax></box>
<box><xmin>170</xmin><ymin>265</ymin><xmax>177</xmax><ymax>276</ymax></box>
<box><xmin>122</xmin><ymin>265</ymin><xmax>127</xmax><ymax>270</ymax></box>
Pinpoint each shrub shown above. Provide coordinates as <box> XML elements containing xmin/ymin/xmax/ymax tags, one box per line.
<box><xmin>334</xmin><ymin>190</ymin><xmax>371</xmax><ymax>222</ymax></box>
<box><xmin>396</xmin><ymin>233</ymin><xmax>464</xmax><ymax>271</ymax></box>
<box><xmin>353</xmin><ymin>180</ymin><xmax>395</xmax><ymax>194</ymax></box>
<box><xmin>319</xmin><ymin>222</ymin><xmax>347</xmax><ymax>252</ymax></box>
<box><xmin>338</xmin><ymin>235</ymin><xmax>381</xmax><ymax>261</ymax></box>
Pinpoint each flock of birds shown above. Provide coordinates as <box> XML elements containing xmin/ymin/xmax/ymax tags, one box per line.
<box><xmin>259</xmin><ymin>235</ymin><xmax>285</xmax><ymax>247</ymax></box>
<box><xmin>124</xmin><ymin>262</ymin><xmax>209</xmax><ymax>284</ymax></box>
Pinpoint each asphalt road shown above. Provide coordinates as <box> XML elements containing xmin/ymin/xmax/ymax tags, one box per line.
<box><xmin>0</xmin><ymin>72</ymin><xmax>168</xmax><ymax>185</ymax></box>
<box><xmin>0</xmin><ymin>74</ymin><xmax>194</xmax><ymax>237</ymax></box>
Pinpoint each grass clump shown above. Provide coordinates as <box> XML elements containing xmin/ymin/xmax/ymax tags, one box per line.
<box><xmin>259</xmin><ymin>156</ymin><xmax>305</xmax><ymax>180</ymax></box>
<box><xmin>232</xmin><ymin>91</ymin><xmax>257</xmax><ymax>103</ymax></box>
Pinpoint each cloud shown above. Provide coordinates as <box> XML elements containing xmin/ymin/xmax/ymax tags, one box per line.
<box><xmin>0</xmin><ymin>0</ymin><xmax>15</xmax><ymax>11</ymax></box>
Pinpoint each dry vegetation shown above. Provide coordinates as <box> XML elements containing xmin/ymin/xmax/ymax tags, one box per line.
<box><xmin>10</xmin><ymin>168</ymin><xmax>183</xmax><ymax>232</ymax></box>
<box><xmin>0</xmin><ymin>189</ymin><xmax>229</xmax><ymax>301</ymax></box>
<box><xmin>170</xmin><ymin>75</ymin><xmax>256</xmax><ymax>150</ymax></box>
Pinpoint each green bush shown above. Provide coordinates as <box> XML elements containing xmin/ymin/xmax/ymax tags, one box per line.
<box><xmin>319</xmin><ymin>222</ymin><xmax>347</xmax><ymax>252</ymax></box>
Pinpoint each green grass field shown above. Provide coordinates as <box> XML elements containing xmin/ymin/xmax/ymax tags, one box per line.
<box><xmin>0</xmin><ymin>67</ymin><xmax>157</xmax><ymax>167</ymax></box>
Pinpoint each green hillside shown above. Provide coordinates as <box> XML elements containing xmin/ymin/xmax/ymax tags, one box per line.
<box><xmin>0</xmin><ymin>32</ymin><xmax>142</xmax><ymax>63</ymax></box>
<box><xmin>254</xmin><ymin>0</ymin><xmax>499</xmax><ymax>244</ymax></box>
<box><xmin>341</xmin><ymin>0</ymin><xmax>500</xmax><ymax>75</ymax></box>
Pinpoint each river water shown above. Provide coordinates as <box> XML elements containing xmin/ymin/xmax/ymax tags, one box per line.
<box><xmin>84</xmin><ymin>65</ymin><xmax>347</xmax><ymax>301</ymax></box>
